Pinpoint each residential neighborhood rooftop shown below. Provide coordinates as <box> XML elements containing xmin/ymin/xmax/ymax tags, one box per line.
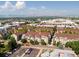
<box><xmin>24</xmin><ymin>31</ymin><xmax>51</xmax><ymax>37</ymax></box>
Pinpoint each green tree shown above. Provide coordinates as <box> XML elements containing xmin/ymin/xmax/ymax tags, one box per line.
<box><xmin>64</xmin><ymin>31</ymin><xmax>67</xmax><ymax>34</ymax></box>
<box><xmin>57</xmin><ymin>41</ymin><xmax>61</xmax><ymax>47</ymax></box>
<box><xmin>8</xmin><ymin>37</ymin><xmax>17</xmax><ymax>51</ymax></box>
<box><xmin>65</xmin><ymin>41</ymin><xmax>79</xmax><ymax>55</ymax></box>
<box><xmin>30</xmin><ymin>40</ymin><xmax>35</xmax><ymax>45</ymax></box>
<box><xmin>0</xmin><ymin>48</ymin><xmax>6</xmax><ymax>57</ymax></box>
<box><xmin>65</xmin><ymin>42</ymin><xmax>69</xmax><ymax>47</ymax></box>
<box><xmin>53</xmin><ymin>26</ymin><xmax>57</xmax><ymax>33</ymax></box>
<box><xmin>3</xmin><ymin>32</ymin><xmax>12</xmax><ymax>40</ymax></box>
<box><xmin>35</xmin><ymin>40</ymin><xmax>39</xmax><ymax>45</ymax></box>
<box><xmin>69</xmin><ymin>31</ymin><xmax>72</xmax><ymax>34</ymax></box>
<box><xmin>0</xmin><ymin>42</ymin><xmax>10</xmax><ymax>57</ymax></box>
<box><xmin>41</xmin><ymin>40</ymin><xmax>46</xmax><ymax>45</ymax></box>
<box><xmin>0</xmin><ymin>44</ymin><xmax>5</xmax><ymax>48</ymax></box>
<box><xmin>58</xmin><ymin>44</ymin><xmax>63</xmax><ymax>49</ymax></box>
<box><xmin>56</xmin><ymin>41</ymin><xmax>63</xmax><ymax>49</ymax></box>
<box><xmin>21</xmin><ymin>39</ymin><xmax>27</xmax><ymax>43</ymax></box>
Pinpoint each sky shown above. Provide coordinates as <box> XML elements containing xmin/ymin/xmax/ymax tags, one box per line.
<box><xmin>0</xmin><ymin>1</ymin><xmax>79</xmax><ymax>17</ymax></box>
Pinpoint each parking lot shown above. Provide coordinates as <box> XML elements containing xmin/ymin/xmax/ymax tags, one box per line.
<box><xmin>10</xmin><ymin>47</ymin><xmax>40</xmax><ymax>57</ymax></box>
<box><xmin>10</xmin><ymin>47</ymin><xmax>27</xmax><ymax>57</ymax></box>
<box><xmin>23</xmin><ymin>48</ymin><xmax>40</xmax><ymax>57</ymax></box>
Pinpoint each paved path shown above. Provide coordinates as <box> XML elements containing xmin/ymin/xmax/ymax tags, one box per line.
<box><xmin>22</xmin><ymin>45</ymin><xmax>55</xmax><ymax>50</ymax></box>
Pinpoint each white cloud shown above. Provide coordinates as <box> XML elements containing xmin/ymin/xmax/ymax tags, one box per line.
<box><xmin>15</xmin><ymin>1</ymin><xmax>26</xmax><ymax>9</ymax></box>
<box><xmin>0</xmin><ymin>1</ymin><xmax>26</xmax><ymax>10</ymax></box>
<box><xmin>1</xmin><ymin>1</ymin><xmax>14</xmax><ymax>9</ymax></box>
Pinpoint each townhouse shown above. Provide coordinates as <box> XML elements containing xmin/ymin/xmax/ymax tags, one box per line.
<box><xmin>22</xmin><ymin>31</ymin><xmax>51</xmax><ymax>44</ymax></box>
<box><xmin>53</xmin><ymin>28</ymin><xmax>79</xmax><ymax>44</ymax></box>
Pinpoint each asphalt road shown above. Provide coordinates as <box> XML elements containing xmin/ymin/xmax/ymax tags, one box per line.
<box><xmin>23</xmin><ymin>48</ymin><xmax>40</xmax><ymax>57</ymax></box>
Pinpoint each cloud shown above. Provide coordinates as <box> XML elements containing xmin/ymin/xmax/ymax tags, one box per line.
<box><xmin>0</xmin><ymin>1</ymin><xmax>26</xmax><ymax>10</ymax></box>
<box><xmin>1</xmin><ymin>1</ymin><xmax>14</xmax><ymax>9</ymax></box>
<box><xmin>15</xmin><ymin>1</ymin><xmax>26</xmax><ymax>9</ymax></box>
<box><xmin>0</xmin><ymin>1</ymin><xmax>27</xmax><ymax>17</ymax></box>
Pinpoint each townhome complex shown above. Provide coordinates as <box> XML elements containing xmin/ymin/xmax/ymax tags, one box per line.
<box><xmin>54</xmin><ymin>28</ymin><xmax>79</xmax><ymax>44</ymax></box>
<box><xmin>22</xmin><ymin>32</ymin><xmax>51</xmax><ymax>44</ymax></box>
<box><xmin>0</xmin><ymin>18</ymin><xmax>79</xmax><ymax>57</ymax></box>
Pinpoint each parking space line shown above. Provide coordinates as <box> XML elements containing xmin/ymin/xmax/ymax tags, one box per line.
<box><xmin>36</xmin><ymin>49</ymin><xmax>43</xmax><ymax>57</ymax></box>
<box><xmin>21</xmin><ymin>49</ymin><xmax>29</xmax><ymax>57</ymax></box>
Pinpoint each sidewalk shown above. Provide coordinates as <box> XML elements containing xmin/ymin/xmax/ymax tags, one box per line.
<box><xmin>23</xmin><ymin>45</ymin><xmax>55</xmax><ymax>49</ymax></box>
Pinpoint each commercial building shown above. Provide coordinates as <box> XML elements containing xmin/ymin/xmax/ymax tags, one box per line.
<box><xmin>37</xmin><ymin>19</ymin><xmax>78</xmax><ymax>28</ymax></box>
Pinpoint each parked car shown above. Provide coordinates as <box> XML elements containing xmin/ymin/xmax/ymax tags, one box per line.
<box><xmin>25</xmin><ymin>48</ymin><xmax>33</xmax><ymax>54</ymax></box>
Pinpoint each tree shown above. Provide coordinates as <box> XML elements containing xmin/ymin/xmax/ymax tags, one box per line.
<box><xmin>74</xmin><ymin>47</ymin><xmax>79</xmax><ymax>55</ymax></box>
<box><xmin>0</xmin><ymin>42</ymin><xmax>11</xmax><ymax>57</ymax></box>
<box><xmin>48</xmin><ymin>38</ymin><xmax>52</xmax><ymax>45</ymax></box>
<box><xmin>30</xmin><ymin>40</ymin><xmax>35</xmax><ymax>45</ymax></box>
<box><xmin>0</xmin><ymin>35</ymin><xmax>17</xmax><ymax>56</ymax></box>
<box><xmin>53</xmin><ymin>26</ymin><xmax>57</xmax><ymax>33</ymax></box>
<box><xmin>65</xmin><ymin>41</ymin><xmax>79</xmax><ymax>55</ymax></box>
<box><xmin>65</xmin><ymin>42</ymin><xmax>69</xmax><ymax>47</ymax></box>
<box><xmin>69</xmin><ymin>31</ymin><xmax>72</xmax><ymax>34</ymax></box>
<box><xmin>64</xmin><ymin>31</ymin><xmax>67</xmax><ymax>34</ymax></box>
<box><xmin>0</xmin><ymin>48</ymin><xmax>7</xmax><ymax>57</ymax></box>
<box><xmin>58</xmin><ymin>44</ymin><xmax>63</xmax><ymax>49</ymax></box>
<box><xmin>0</xmin><ymin>44</ymin><xmax>5</xmax><ymax>48</ymax></box>
<box><xmin>35</xmin><ymin>40</ymin><xmax>39</xmax><ymax>45</ymax></box>
<box><xmin>53</xmin><ymin>40</ymin><xmax>56</xmax><ymax>45</ymax></box>
<box><xmin>8</xmin><ymin>37</ymin><xmax>17</xmax><ymax>51</ymax></box>
<box><xmin>18</xmin><ymin>34</ymin><xmax>22</xmax><ymax>40</ymax></box>
<box><xmin>65</xmin><ymin>42</ymin><xmax>72</xmax><ymax>48</ymax></box>
<box><xmin>21</xmin><ymin>39</ymin><xmax>27</xmax><ymax>43</ymax></box>
<box><xmin>57</xmin><ymin>41</ymin><xmax>61</xmax><ymax>47</ymax></box>
<box><xmin>56</xmin><ymin>41</ymin><xmax>63</xmax><ymax>49</ymax></box>
<box><xmin>41</xmin><ymin>40</ymin><xmax>46</xmax><ymax>45</ymax></box>
<box><xmin>3</xmin><ymin>32</ymin><xmax>12</xmax><ymax>40</ymax></box>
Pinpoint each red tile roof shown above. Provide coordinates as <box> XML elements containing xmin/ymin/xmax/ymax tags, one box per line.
<box><xmin>24</xmin><ymin>31</ymin><xmax>50</xmax><ymax>37</ymax></box>
<box><xmin>55</xmin><ymin>28</ymin><xmax>79</xmax><ymax>40</ymax></box>
<box><xmin>56</xmin><ymin>33</ymin><xmax>79</xmax><ymax>40</ymax></box>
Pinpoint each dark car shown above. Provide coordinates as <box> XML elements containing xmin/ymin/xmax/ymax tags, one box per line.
<box><xmin>25</xmin><ymin>48</ymin><xmax>33</xmax><ymax>54</ymax></box>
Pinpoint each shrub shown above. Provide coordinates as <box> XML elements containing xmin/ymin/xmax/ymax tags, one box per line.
<box><xmin>53</xmin><ymin>40</ymin><xmax>56</xmax><ymax>45</ymax></box>
<box><xmin>35</xmin><ymin>40</ymin><xmax>39</xmax><ymax>45</ymax></box>
<box><xmin>41</xmin><ymin>40</ymin><xmax>46</xmax><ymax>45</ymax></box>
<box><xmin>21</xmin><ymin>39</ymin><xmax>27</xmax><ymax>43</ymax></box>
<box><xmin>65</xmin><ymin>41</ymin><xmax>79</xmax><ymax>55</ymax></box>
<box><xmin>57</xmin><ymin>41</ymin><xmax>61</xmax><ymax>47</ymax></box>
<box><xmin>30</xmin><ymin>40</ymin><xmax>35</xmax><ymax>45</ymax></box>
